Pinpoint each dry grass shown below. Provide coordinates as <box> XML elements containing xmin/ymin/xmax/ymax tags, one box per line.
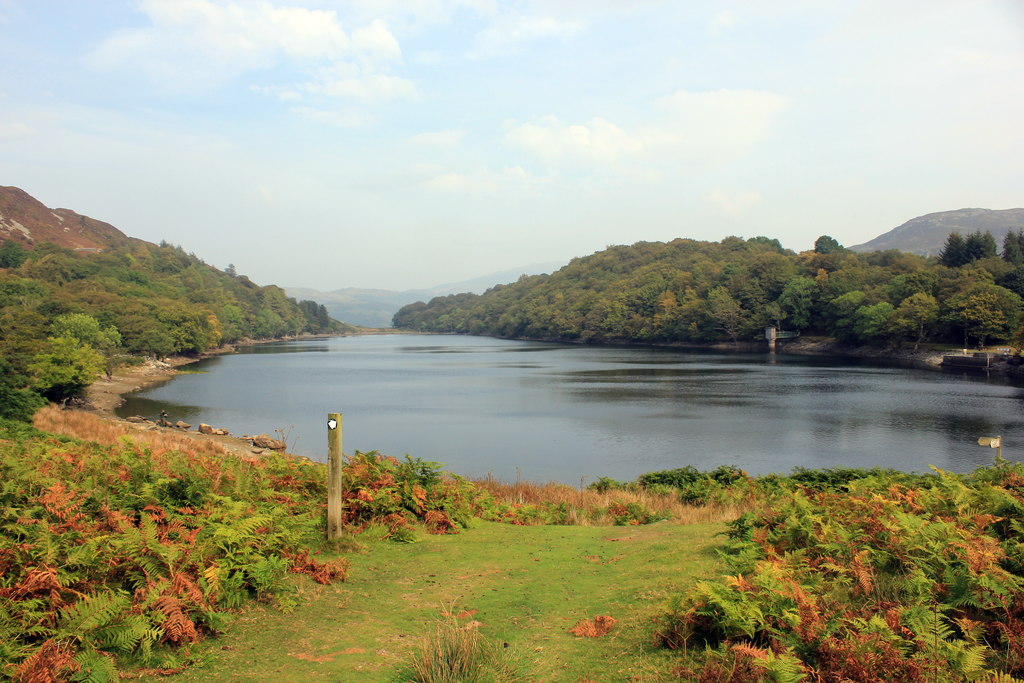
<box><xmin>471</xmin><ymin>475</ymin><xmax>746</xmax><ymax>525</ymax></box>
<box><xmin>33</xmin><ymin>405</ymin><xmax>248</xmax><ymax>461</ymax></box>
<box><xmin>33</xmin><ymin>406</ymin><xmax>745</xmax><ymax>526</ymax></box>
<box><xmin>396</xmin><ymin>615</ymin><xmax>531</xmax><ymax>683</ymax></box>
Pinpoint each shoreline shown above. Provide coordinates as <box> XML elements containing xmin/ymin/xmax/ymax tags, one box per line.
<box><xmin>82</xmin><ymin>332</ymin><xmax>352</xmax><ymax>459</ymax></box>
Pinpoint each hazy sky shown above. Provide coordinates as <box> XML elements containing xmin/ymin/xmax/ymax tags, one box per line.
<box><xmin>1</xmin><ymin>1</ymin><xmax>1022</xmax><ymax>291</ymax></box>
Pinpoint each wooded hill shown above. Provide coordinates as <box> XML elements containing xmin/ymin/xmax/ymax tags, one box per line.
<box><xmin>393</xmin><ymin>234</ymin><xmax>1024</xmax><ymax>351</ymax></box>
<box><xmin>0</xmin><ymin>194</ymin><xmax>350</xmax><ymax>417</ymax></box>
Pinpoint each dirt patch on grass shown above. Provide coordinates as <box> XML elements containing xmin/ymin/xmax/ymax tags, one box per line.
<box><xmin>569</xmin><ymin>616</ymin><xmax>618</xmax><ymax>638</ymax></box>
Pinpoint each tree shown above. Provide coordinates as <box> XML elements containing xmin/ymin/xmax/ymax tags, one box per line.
<box><xmin>0</xmin><ymin>239</ymin><xmax>28</xmax><ymax>268</ymax></box>
<box><xmin>706</xmin><ymin>286</ymin><xmax>747</xmax><ymax>343</ymax></box>
<box><xmin>28</xmin><ymin>336</ymin><xmax>104</xmax><ymax>403</ymax></box>
<box><xmin>939</xmin><ymin>233</ymin><xmax>969</xmax><ymax>268</ymax></box>
<box><xmin>1002</xmin><ymin>230</ymin><xmax>1024</xmax><ymax>267</ymax></box>
<box><xmin>964</xmin><ymin>230</ymin><xmax>998</xmax><ymax>262</ymax></box>
<box><xmin>51</xmin><ymin>313</ymin><xmax>123</xmax><ymax>378</ymax></box>
<box><xmin>813</xmin><ymin>235</ymin><xmax>844</xmax><ymax>254</ymax></box>
<box><xmin>827</xmin><ymin>290</ymin><xmax>867</xmax><ymax>342</ymax></box>
<box><xmin>891</xmin><ymin>293</ymin><xmax>939</xmax><ymax>350</ymax></box>
<box><xmin>998</xmin><ymin>266</ymin><xmax>1024</xmax><ymax>298</ymax></box>
<box><xmin>852</xmin><ymin>302</ymin><xmax>896</xmax><ymax>345</ymax></box>
<box><xmin>777</xmin><ymin>277</ymin><xmax>817</xmax><ymax>330</ymax></box>
<box><xmin>0</xmin><ymin>358</ymin><xmax>46</xmax><ymax>420</ymax></box>
<box><xmin>945</xmin><ymin>283</ymin><xmax>1022</xmax><ymax>348</ymax></box>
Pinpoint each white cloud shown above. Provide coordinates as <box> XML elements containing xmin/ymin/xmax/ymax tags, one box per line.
<box><xmin>256</xmin><ymin>185</ymin><xmax>274</xmax><ymax>203</ymax></box>
<box><xmin>91</xmin><ymin>1</ymin><xmax>350</xmax><ymax>76</ymax></box>
<box><xmin>473</xmin><ymin>13</ymin><xmax>584</xmax><ymax>57</ymax></box>
<box><xmin>709</xmin><ymin>10</ymin><xmax>737</xmax><ymax>36</ymax></box>
<box><xmin>351</xmin><ymin>19</ymin><xmax>403</xmax><ymax>60</ymax></box>
<box><xmin>654</xmin><ymin>88</ymin><xmax>788</xmax><ymax>152</ymax></box>
<box><xmin>422</xmin><ymin>171</ymin><xmax>495</xmax><ymax>192</ymax></box>
<box><xmin>705</xmin><ymin>189</ymin><xmax>763</xmax><ymax>217</ymax></box>
<box><xmin>303</xmin><ymin>63</ymin><xmax>417</xmax><ymax>102</ymax></box>
<box><xmin>506</xmin><ymin>88</ymin><xmax>787</xmax><ymax>169</ymax></box>
<box><xmin>409</xmin><ymin>129</ymin><xmax>465</xmax><ymax>146</ymax></box>
<box><xmin>343</xmin><ymin>0</ymin><xmax>496</xmax><ymax>33</ymax></box>
<box><xmin>419</xmin><ymin>164</ymin><xmax>541</xmax><ymax>193</ymax></box>
<box><xmin>0</xmin><ymin>122</ymin><xmax>31</xmax><ymax>138</ymax></box>
<box><xmin>290</xmin><ymin>106</ymin><xmax>371</xmax><ymax>127</ymax></box>
<box><xmin>89</xmin><ymin>0</ymin><xmax>407</xmax><ymax>103</ymax></box>
<box><xmin>505</xmin><ymin>115</ymin><xmax>642</xmax><ymax>163</ymax></box>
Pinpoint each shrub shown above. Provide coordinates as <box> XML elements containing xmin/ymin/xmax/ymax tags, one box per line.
<box><xmin>342</xmin><ymin>451</ymin><xmax>478</xmax><ymax>539</ymax></box>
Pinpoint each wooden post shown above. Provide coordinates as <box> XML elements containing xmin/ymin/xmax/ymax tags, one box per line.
<box><xmin>327</xmin><ymin>412</ymin><xmax>343</xmax><ymax>540</ymax></box>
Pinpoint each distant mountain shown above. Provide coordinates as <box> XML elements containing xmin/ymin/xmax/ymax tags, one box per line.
<box><xmin>0</xmin><ymin>186</ymin><xmax>136</xmax><ymax>251</ymax></box>
<box><xmin>286</xmin><ymin>262</ymin><xmax>563</xmax><ymax>328</ymax></box>
<box><xmin>849</xmin><ymin>208</ymin><xmax>1024</xmax><ymax>255</ymax></box>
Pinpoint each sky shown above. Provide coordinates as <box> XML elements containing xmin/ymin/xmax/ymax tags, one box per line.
<box><xmin>1</xmin><ymin>1</ymin><xmax>1022</xmax><ymax>292</ymax></box>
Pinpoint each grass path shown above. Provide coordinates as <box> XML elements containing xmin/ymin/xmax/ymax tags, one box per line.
<box><xmin>155</xmin><ymin>520</ymin><xmax>725</xmax><ymax>682</ymax></box>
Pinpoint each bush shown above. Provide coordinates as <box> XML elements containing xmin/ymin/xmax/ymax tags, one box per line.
<box><xmin>342</xmin><ymin>451</ymin><xmax>478</xmax><ymax>540</ymax></box>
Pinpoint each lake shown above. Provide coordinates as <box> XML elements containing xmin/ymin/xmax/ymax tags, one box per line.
<box><xmin>116</xmin><ymin>335</ymin><xmax>1024</xmax><ymax>484</ymax></box>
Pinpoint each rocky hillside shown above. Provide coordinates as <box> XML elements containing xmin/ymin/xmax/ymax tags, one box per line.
<box><xmin>850</xmin><ymin>208</ymin><xmax>1024</xmax><ymax>255</ymax></box>
<box><xmin>0</xmin><ymin>186</ymin><xmax>136</xmax><ymax>251</ymax></box>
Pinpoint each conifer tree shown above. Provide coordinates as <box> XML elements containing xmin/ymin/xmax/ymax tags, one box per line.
<box><xmin>1002</xmin><ymin>229</ymin><xmax>1024</xmax><ymax>266</ymax></box>
<box><xmin>964</xmin><ymin>230</ymin><xmax>997</xmax><ymax>262</ymax></box>
<box><xmin>939</xmin><ymin>232</ymin><xmax>969</xmax><ymax>267</ymax></box>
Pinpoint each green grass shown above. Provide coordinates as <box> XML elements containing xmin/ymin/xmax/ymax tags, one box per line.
<box><xmin>152</xmin><ymin>520</ymin><xmax>725</xmax><ymax>682</ymax></box>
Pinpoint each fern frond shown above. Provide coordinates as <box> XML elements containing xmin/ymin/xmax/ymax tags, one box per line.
<box><xmin>59</xmin><ymin>591</ymin><xmax>131</xmax><ymax>636</ymax></box>
<box><xmin>72</xmin><ymin>645</ymin><xmax>118</xmax><ymax>683</ymax></box>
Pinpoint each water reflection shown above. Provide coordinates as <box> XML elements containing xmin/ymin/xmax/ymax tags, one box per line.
<box><xmin>116</xmin><ymin>335</ymin><xmax>1024</xmax><ymax>484</ymax></box>
<box><xmin>237</xmin><ymin>343</ymin><xmax>331</xmax><ymax>354</ymax></box>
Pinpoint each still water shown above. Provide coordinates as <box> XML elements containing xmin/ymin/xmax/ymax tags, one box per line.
<box><xmin>117</xmin><ymin>335</ymin><xmax>1024</xmax><ymax>484</ymax></box>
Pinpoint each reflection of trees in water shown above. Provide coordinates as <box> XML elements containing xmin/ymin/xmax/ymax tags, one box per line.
<box><xmin>239</xmin><ymin>344</ymin><xmax>331</xmax><ymax>355</ymax></box>
<box><xmin>554</xmin><ymin>367</ymin><xmax>758</xmax><ymax>407</ymax></box>
<box><xmin>807</xmin><ymin>409</ymin><xmax>1008</xmax><ymax>455</ymax></box>
<box><xmin>938</xmin><ymin>413</ymin><xmax>1003</xmax><ymax>441</ymax></box>
<box><xmin>116</xmin><ymin>396</ymin><xmax>205</xmax><ymax>422</ymax></box>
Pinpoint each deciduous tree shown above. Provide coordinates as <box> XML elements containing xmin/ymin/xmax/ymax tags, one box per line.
<box><xmin>28</xmin><ymin>336</ymin><xmax>104</xmax><ymax>403</ymax></box>
<box><xmin>944</xmin><ymin>283</ymin><xmax>1022</xmax><ymax>348</ymax></box>
<box><xmin>891</xmin><ymin>293</ymin><xmax>939</xmax><ymax>350</ymax></box>
<box><xmin>707</xmin><ymin>286</ymin><xmax>747</xmax><ymax>343</ymax></box>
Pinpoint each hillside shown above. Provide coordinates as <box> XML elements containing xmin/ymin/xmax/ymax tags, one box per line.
<box><xmin>286</xmin><ymin>262</ymin><xmax>562</xmax><ymax>328</ymax></box>
<box><xmin>393</xmin><ymin>234</ymin><xmax>1024</xmax><ymax>351</ymax></box>
<box><xmin>849</xmin><ymin>207</ymin><xmax>1024</xmax><ymax>255</ymax></box>
<box><xmin>0</xmin><ymin>186</ymin><xmax>135</xmax><ymax>251</ymax></box>
<box><xmin>0</xmin><ymin>187</ymin><xmax>350</xmax><ymax>417</ymax></box>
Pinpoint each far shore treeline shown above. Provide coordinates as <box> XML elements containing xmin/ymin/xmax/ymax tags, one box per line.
<box><xmin>394</xmin><ymin>232</ymin><xmax>1024</xmax><ymax>351</ymax></box>
<box><xmin>0</xmin><ymin>238</ymin><xmax>348</xmax><ymax>418</ymax></box>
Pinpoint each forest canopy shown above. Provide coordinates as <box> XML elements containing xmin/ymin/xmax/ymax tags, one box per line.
<box><xmin>0</xmin><ymin>238</ymin><xmax>347</xmax><ymax>413</ymax></box>
<box><xmin>394</xmin><ymin>233</ymin><xmax>1024</xmax><ymax>351</ymax></box>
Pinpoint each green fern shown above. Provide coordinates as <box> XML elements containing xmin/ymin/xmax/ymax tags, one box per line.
<box><xmin>71</xmin><ymin>646</ymin><xmax>118</xmax><ymax>683</ymax></box>
<box><xmin>752</xmin><ymin>649</ymin><xmax>808</xmax><ymax>683</ymax></box>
